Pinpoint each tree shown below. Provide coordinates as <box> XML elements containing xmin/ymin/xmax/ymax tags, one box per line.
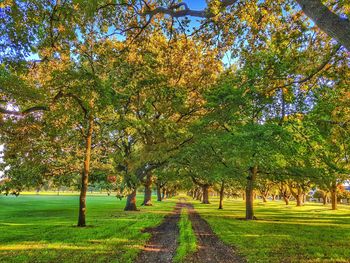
<box><xmin>1</xmin><ymin>21</ymin><xmax>122</xmax><ymax>226</ymax></box>
<box><xmin>141</xmin><ymin>0</ymin><xmax>350</xmax><ymax>51</ymax></box>
<box><xmin>104</xmin><ymin>31</ymin><xmax>220</xmax><ymax>210</ymax></box>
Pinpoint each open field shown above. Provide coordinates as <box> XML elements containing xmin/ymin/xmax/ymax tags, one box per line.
<box><xmin>193</xmin><ymin>198</ymin><xmax>350</xmax><ymax>263</ymax></box>
<box><xmin>1</xmin><ymin>195</ymin><xmax>350</xmax><ymax>263</ymax></box>
<box><xmin>0</xmin><ymin>194</ymin><xmax>176</xmax><ymax>263</ymax></box>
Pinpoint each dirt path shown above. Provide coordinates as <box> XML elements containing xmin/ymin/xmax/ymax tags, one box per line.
<box><xmin>135</xmin><ymin>202</ymin><xmax>184</xmax><ymax>263</ymax></box>
<box><xmin>185</xmin><ymin>203</ymin><xmax>245</xmax><ymax>263</ymax></box>
<box><xmin>135</xmin><ymin>200</ymin><xmax>244</xmax><ymax>263</ymax></box>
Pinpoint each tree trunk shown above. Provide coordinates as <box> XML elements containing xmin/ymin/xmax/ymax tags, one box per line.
<box><xmin>219</xmin><ymin>181</ymin><xmax>225</xmax><ymax>209</ymax></box>
<box><xmin>124</xmin><ymin>189</ymin><xmax>138</xmax><ymax>211</ymax></box>
<box><xmin>202</xmin><ymin>185</ymin><xmax>210</xmax><ymax>204</ymax></box>
<box><xmin>162</xmin><ymin>188</ymin><xmax>167</xmax><ymax>200</ymax></box>
<box><xmin>331</xmin><ymin>183</ymin><xmax>337</xmax><ymax>210</ymax></box>
<box><xmin>77</xmin><ymin>115</ymin><xmax>93</xmax><ymax>227</ymax></box>
<box><xmin>283</xmin><ymin>196</ymin><xmax>290</xmax><ymax>205</ymax></box>
<box><xmin>296</xmin><ymin>0</ymin><xmax>350</xmax><ymax>51</ymax></box>
<box><xmin>321</xmin><ymin>191</ymin><xmax>327</xmax><ymax>205</ymax></box>
<box><xmin>142</xmin><ymin>172</ymin><xmax>152</xmax><ymax>206</ymax></box>
<box><xmin>296</xmin><ymin>194</ymin><xmax>303</xmax><ymax>206</ymax></box>
<box><xmin>290</xmin><ymin>186</ymin><xmax>303</xmax><ymax>207</ymax></box>
<box><xmin>272</xmin><ymin>194</ymin><xmax>276</xmax><ymax>201</ymax></box>
<box><xmin>156</xmin><ymin>183</ymin><xmax>162</xmax><ymax>201</ymax></box>
<box><xmin>262</xmin><ymin>195</ymin><xmax>267</xmax><ymax>202</ymax></box>
<box><xmin>246</xmin><ymin>166</ymin><xmax>257</xmax><ymax>220</ymax></box>
<box><xmin>197</xmin><ymin>191</ymin><xmax>202</xmax><ymax>201</ymax></box>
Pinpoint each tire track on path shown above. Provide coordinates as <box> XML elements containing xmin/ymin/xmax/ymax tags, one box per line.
<box><xmin>135</xmin><ymin>201</ymin><xmax>185</xmax><ymax>263</ymax></box>
<box><xmin>185</xmin><ymin>203</ymin><xmax>245</xmax><ymax>263</ymax></box>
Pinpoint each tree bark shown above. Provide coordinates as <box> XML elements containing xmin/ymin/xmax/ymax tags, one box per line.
<box><xmin>283</xmin><ymin>196</ymin><xmax>290</xmax><ymax>205</ymax></box>
<box><xmin>290</xmin><ymin>185</ymin><xmax>304</xmax><ymax>207</ymax></box>
<box><xmin>124</xmin><ymin>189</ymin><xmax>138</xmax><ymax>211</ymax></box>
<box><xmin>246</xmin><ymin>166</ymin><xmax>257</xmax><ymax>220</ymax></box>
<box><xmin>192</xmin><ymin>189</ymin><xmax>196</xmax><ymax>199</ymax></box>
<box><xmin>323</xmin><ymin>197</ymin><xmax>327</xmax><ymax>205</ymax></box>
<box><xmin>162</xmin><ymin>188</ymin><xmax>167</xmax><ymax>200</ymax></box>
<box><xmin>142</xmin><ymin>172</ymin><xmax>152</xmax><ymax>206</ymax></box>
<box><xmin>202</xmin><ymin>184</ymin><xmax>210</xmax><ymax>204</ymax></box>
<box><xmin>296</xmin><ymin>0</ymin><xmax>350</xmax><ymax>51</ymax></box>
<box><xmin>219</xmin><ymin>181</ymin><xmax>225</xmax><ymax>209</ymax></box>
<box><xmin>296</xmin><ymin>193</ymin><xmax>303</xmax><ymax>206</ymax></box>
<box><xmin>77</xmin><ymin>115</ymin><xmax>93</xmax><ymax>227</ymax></box>
<box><xmin>196</xmin><ymin>191</ymin><xmax>202</xmax><ymax>201</ymax></box>
<box><xmin>262</xmin><ymin>195</ymin><xmax>267</xmax><ymax>203</ymax></box>
<box><xmin>156</xmin><ymin>183</ymin><xmax>162</xmax><ymax>201</ymax></box>
<box><xmin>331</xmin><ymin>183</ymin><xmax>337</xmax><ymax>210</ymax></box>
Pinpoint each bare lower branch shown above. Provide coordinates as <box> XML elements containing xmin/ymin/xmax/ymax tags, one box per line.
<box><xmin>0</xmin><ymin>106</ymin><xmax>48</xmax><ymax>116</ymax></box>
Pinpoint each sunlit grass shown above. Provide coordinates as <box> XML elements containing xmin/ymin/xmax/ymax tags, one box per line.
<box><xmin>0</xmin><ymin>194</ymin><xmax>176</xmax><ymax>263</ymax></box>
<box><xmin>193</xmin><ymin>197</ymin><xmax>350</xmax><ymax>263</ymax></box>
<box><xmin>174</xmin><ymin>208</ymin><xmax>197</xmax><ymax>263</ymax></box>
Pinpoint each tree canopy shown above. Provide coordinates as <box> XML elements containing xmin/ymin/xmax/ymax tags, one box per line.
<box><xmin>0</xmin><ymin>0</ymin><xmax>349</xmax><ymax>225</ymax></box>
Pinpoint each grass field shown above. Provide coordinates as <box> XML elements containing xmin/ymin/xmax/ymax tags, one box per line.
<box><xmin>1</xmin><ymin>194</ymin><xmax>350</xmax><ymax>263</ymax></box>
<box><xmin>174</xmin><ymin>207</ymin><xmax>197</xmax><ymax>263</ymax></box>
<box><xmin>193</xmin><ymin>198</ymin><xmax>350</xmax><ymax>263</ymax></box>
<box><xmin>0</xmin><ymin>194</ymin><xmax>176</xmax><ymax>263</ymax></box>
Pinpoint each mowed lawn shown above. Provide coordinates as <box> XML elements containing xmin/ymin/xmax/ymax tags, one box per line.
<box><xmin>193</xmin><ymin>198</ymin><xmax>350</xmax><ymax>263</ymax></box>
<box><xmin>0</xmin><ymin>194</ymin><xmax>176</xmax><ymax>263</ymax></box>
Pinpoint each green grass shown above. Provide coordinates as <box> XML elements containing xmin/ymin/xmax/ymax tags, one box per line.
<box><xmin>0</xmin><ymin>194</ymin><xmax>176</xmax><ymax>263</ymax></box>
<box><xmin>193</xmin><ymin>198</ymin><xmax>350</xmax><ymax>263</ymax></box>
<box><xmin>174</xmin><ymin>208</ymin><xmax>197</xmax><ymax>263</ymax></box>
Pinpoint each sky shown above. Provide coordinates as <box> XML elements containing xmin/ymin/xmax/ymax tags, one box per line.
<box><xmin>185</xmin><ymin>0</ymin><xmax>207</xmax><ymax>10</ymax></box>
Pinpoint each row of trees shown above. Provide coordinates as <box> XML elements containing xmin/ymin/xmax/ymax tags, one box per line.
<box><xmin>0</xmin><ymin>0</ymin><xmax>349</xmax><ymax>226</ymax></box>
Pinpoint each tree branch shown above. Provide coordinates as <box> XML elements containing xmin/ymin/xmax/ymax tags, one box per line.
<box><xmin>296</xmin><ymin>0</ymin><xmax>350</xmax><ymax>51</ymax></box>
<box><xmin>0</xmin><ymin>105</ymin><xmax>48</xmax><ymax>116</ymax></box>
<box><xmin>143</xmin><ymin>0</ymin><xmax>238</xmax><ymax>18</ymax></box>
<box><xmin>266</xmin><ymin>44</ymin><xmax>341</xmax><ymax>93</ymax></box>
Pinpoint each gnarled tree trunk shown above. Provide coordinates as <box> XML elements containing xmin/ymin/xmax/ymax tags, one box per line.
<box><xmin>296</xmin><ymin>193</ymin><xmax>303</xmax><ymax>206</ymax></box>
<box><xmin>142</xmin><ymin>172</ymin><xmax>152</xmax><ymax>206</ymax></box>
<box><xmin>283</xmin><ymin>196</ymin><xmax>290</xmax><ymax>205</ymax></box>
<box><xmin>202</xmin><ymin>184</ymin><xmax>210</xmax><ymax>204</ymax></box>
<box><xmin>280</xmin><ymin>183</ymin><xmax>291</xmax><ymax>205</ymax></box>
<box><xmin>290</xmin><ymin>184</ymin><xmax>304</xmax><ymax>207</ymax></box>
<box><xmin>124</xmin><ymin>189</ymin><xmax>137</xmax><ymax>211</ymax></box>
<box><xmin>77</xmin><ymin>115</ymin><xmax>93</xmax><ymax>227</ymax></box>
